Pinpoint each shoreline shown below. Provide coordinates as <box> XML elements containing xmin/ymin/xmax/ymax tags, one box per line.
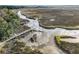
<box><xmin>39</xmin><ymin>23</ymin><xmax>79</xmax><ymax>30</ymax></box>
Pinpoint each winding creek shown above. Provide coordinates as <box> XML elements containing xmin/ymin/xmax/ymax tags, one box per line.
<box><xmin>17</xmin><ymin>11</ymin><xmax>79</xmax><ymax>54</ymax></box>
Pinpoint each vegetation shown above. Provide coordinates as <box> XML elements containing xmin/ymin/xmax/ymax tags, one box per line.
<box><xmin>55</xmin><ymin>36</ymin><xmax>61</xmax><ymax>44</ymax></box>
<box><xmin>0</xmin><ymin>40</ymin><xmax>42</xmax><ymax>54</ymax></box>
<box><xmin>0</xmin><ymin>8</ymin><xmax>20</xmax><ymax>41</ymax></box>
<box><xmin>0</xmin><ymin>6</ymin><xmax>26</xmax><ymax>9</ymax></box>
<box><xmin>0</xmin><ymin>7</ymin><xmax>42</xmax><ymax>54</ymax></box>
<box><xmin>55</xmin><ymin>36</ymin><xmax>79</xmax><ymax>54</ymax></box>
<box><xmin>57</xmin><ymin>41</ymin><xmax>79</xmax><ymax>54</ymax></box>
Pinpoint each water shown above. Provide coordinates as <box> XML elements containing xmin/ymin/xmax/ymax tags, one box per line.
<box><xmin>17</xmin><ymin>11</ymin><xmax>79</xmax><ymax>54</ymax></box>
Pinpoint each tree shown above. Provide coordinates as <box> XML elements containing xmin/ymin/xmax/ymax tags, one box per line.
<box><xmin>0</xmin><ymin>17</ymin><xmax>9</xmax><ymax>41</ymax></box>
<box><xmin>0</xmin><ymin>8</ymin><xmax>20</xmax><ymax>41</ymax></box>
